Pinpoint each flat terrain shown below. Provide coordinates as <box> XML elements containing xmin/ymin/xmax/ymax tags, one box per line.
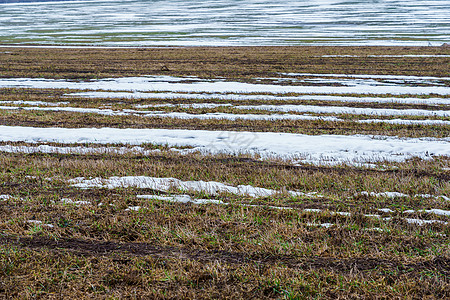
<box><xmin>0</xmin><ymin>46</ymin><xmax>449</xmax><ymax>299</ymax></box>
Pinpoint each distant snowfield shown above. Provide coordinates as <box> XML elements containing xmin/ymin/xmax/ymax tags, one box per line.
<box><xmin>1</xmin><ymin>0</ymin><xmax>449</xmax><ymax>46</ymax></box>
<box><xmin>1</xmin><ymin>125</ymin><xmax>449</xmax><ymax>164</ymax></box>
<box><xmin>1</xmin><ymin>75</ymin><xmax>450</xmax><ymax>95</ymax></box>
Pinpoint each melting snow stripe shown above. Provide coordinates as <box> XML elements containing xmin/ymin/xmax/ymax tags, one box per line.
<box><xmin>69</xmin><ymin>176</ymin><xmax>317</xmax><ymax>198</ymax></box>
<box><xmin>1</xmin><ymin>76</ymin><xmax>449</xmax><ymax>95</ymax></box>
<box><xmin>0</xmin><ymin>144</ymin><xmax>163</xmax><ymax>155</ymax></box>
<box><xmin>70</xmin><ymin>91</ymin><xmax>450</xmax><ymax>105</ymax></box>
<box><xmin>1</xmin><ymin>125</ymin><xmax>449</xmax><ymax>164</ymax></box>
<box><xmin>136</xmin><ymin>194</ymin><xmax>448</xmax><ymax>226</ymax></box>
<box><xmin>1</xmin><ymin>104</ymin><xmax>449</xmax><ymax>124</ymax></box>
<box><xmin>4</xmin><ymin>101</ymin><xmax>450</xmax><ymax>118</ymax></box>
<box><xmin>281</xmin><ymin>73</ymin><xmax>450</xmax><ymax>81</ymax></box>
<box><xmin>403</xmin><ymin>209</ymin><xmax>450</xmax><ymax>217</ymax></box>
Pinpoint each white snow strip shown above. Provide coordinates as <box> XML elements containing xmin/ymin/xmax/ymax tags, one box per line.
<box><xmin>378</xmin><ymin>208</ymin><xmax>395</xmax><ymax>213</ymax></box>
<box><xmin>304</xmin><ymin>208</ymin><xmax>323</xmax><ymax>213</ymax></box>
<box><xmin>0</xmin><ymin>194</ymin><xmax>11</xmax><ymax>200</ymax></box>
<box><xmin>71</xmin><ymin>91</ymin><xmax>450</xmax><ymax>106</ymax></box>
<box><xmin>69</xmin><ymin>176</ymin><xmax>310</xmax><ymax>198</ymax></box>
<box><xmin>125</xmin><ymin>206</ymin><xmax>142</xmax><ymax>211</ymax></box>
<box><xmin>405</xmin><ymin>218</ymin><xmax>448</xmax><ymax>226</ymax></box>
<box><xmin>403</xmin><ymin>209</ymin><xmax>450</xmax><ymax>217</ymax></box>
<box><xmin>413</xmin><ymin>194</ymin><xmax>450</xmax><ymax>201</ymax></box>
<box><xmin>307</xmin><ymin>222</ymin><xmax>334</xmax><ymax>228</ymax></box>
<box><xmin>138</xmin><ymin>194</ymin><xmax>226</xmax><ymax>205</ymax></box>
<box><xmin>303</xmin><ymin>208</ymin><xmax>354</xmax><ymax>217</ymax></box>
<box><xmin>138</xmin><ymin>194</ymin><xmax>354</xmax><ymax>212</ymax></box>
<box><xmin>364</xmin><ymin>227</ymin><xmax>384</xmax><ymax>232</ymax></box>
<box><xmin>132</xmin><ymin>102</ymin><xmax>450</xmax><ymax>118</ymax></box>
<box><xmin>360</xmin><ymin>119</ymin><xmax>450</xmax><ymax>126</ymax></box>
<box><xmin>368</xmin><ymin>55</ymin><xmax>450</xmax><ymax>58</ymax></box>
<box><xmin>2</xmin><ymin>103</ymin><xmax>449</xmax><ymax>122</ymax></box>
<box><xmin>365</xmin><ymin>193</ymin><xmax>449</xmax><ymax>201</ymax></box>
<box><xmin>0</xmin><ymin>45</ymin><xmax>177</xmax><ymax>49</ymax></box>
<box><xmin>135</xmin><ymin>194</ymin><xmax>450</xmax><ymax>226</ymax></box>
<box><xmin>135</xmin><ymin>112</ymin><xmax>341</xmax><ymax>121</ymax></box>
<box><xmin>361</xmin><ymin>191</ymin><xmax>410</xmax><ymax>198</ymax></box>
<box><xmin>0</xmin><ymin>104</ymin><xmax>343</xmax><ymax>121</ymax></box>
<box><xmin>236</xmin><ymin>104</ymin><xmax>450</xmax><ymax>117</ymax></box>
<box><xmin>138</xmin><ymin>194</ymin><xmax>295</xmax><ymax>210</ymax></box>
<box><xmin>27</xmin><ymin>220</ymin><xmax>54</xmax><ymax>228</ymax></box>
<box><xmin>377</xmin><ymin>214</ymin><xmax>447</xmax><ymax>226</ymax></box>
<box><xmin>60</xmin><ymin>198</ymin><xmax>91</xmax><ymax>206</ymax></box>
<box><xmin>0</xmin><ymin>105</ymin><xmax>160</xmax><ymax>116</ymax></box>
<box><xmin>1</xmin><ymin>126</ymin><xmax>449</xmax><ymax>165</ymax></box>
<box><xmin>0</xmin><ymin>144</ymin><xmax>162</xmax><ymax>156</ymax></box>
<box><xmin>281</xmin><ymin>73</ymin><xmax>450</xmax><ymax>81</ymax></box>
<box><xmin>0</xmin><ymin>100</ymin><xmax>69</xmax><ymax>106</ymax></box>
<box><xmin>1</xmin><ymin>76</ymin><xmax>449</xmax><ymax>95</ymax></box>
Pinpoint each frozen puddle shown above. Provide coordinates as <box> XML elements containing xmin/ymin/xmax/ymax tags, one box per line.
<box><xmin>69</xmin><ymin>176</ymin><xmax>318</xmax><ymax>198</ymax></box>
<box><xmin>1</xmin><ymin>125</ymin><xmax>449</xmax><ymax>165</ymax></box>
<box><xmin>1</xmin><ymin>75</ymin><xmax>450</xmax><ymax>95</ymax></box>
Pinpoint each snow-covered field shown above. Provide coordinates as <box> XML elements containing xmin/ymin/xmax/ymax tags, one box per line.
<box><xmin>1</xmin><ymin>4</ymin><xmax>449</xmax><ymax>295</ymax></box>
<box><xmin>1</xmin><ymin>73</ymin><xmax>449</xmax><ymax>165</ymax></box>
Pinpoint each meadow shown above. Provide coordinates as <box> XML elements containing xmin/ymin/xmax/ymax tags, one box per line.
<box><xmin>0</xmin><ymin>46</ymin><xmax>449</xmax><ymax>299</ymax></box>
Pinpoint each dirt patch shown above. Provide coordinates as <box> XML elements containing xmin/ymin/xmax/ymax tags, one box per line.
<box><xmin>2</xmin><ymin>235</ymin><xmax>448</xmax><ymax>277</ymax></box>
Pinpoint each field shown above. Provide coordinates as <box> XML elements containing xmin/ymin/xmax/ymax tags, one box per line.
<box><xmin>0</xmin><ymin>46</ymin><xmax>449</xmax><ymax>299</ymax></box>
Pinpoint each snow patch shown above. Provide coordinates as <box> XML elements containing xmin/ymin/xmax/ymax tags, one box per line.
<box><xmin>0</xmin><ymin>144</ymin><xmax>162</xmax><ymax>156</ymax></box>
<box><xmin>1</xmin><ymin>75</ymin><xmax>449</xmax><ymax>95</ymax></box>
<box><xmin>69</xmin><ymin>176</ymin><xmax>314</xmax><ymax>198</ymax></box>
<box><xmin>361</xmin><ymin>191</ymin><xmax>409</xmax><ymax>198</ymax></box>
<box><xmin>1</xmin><ymin>126</ymin><xmax>448</xmax><ymax>165</ymax></box>
<box><xmin>125</xmin><ymin>206</ymin><xmax>142</xmax><ymax>211</ymax></box>
<box><xmin>0</xmin><ymin>194</ymin><xmax>11</xmax><ymax>200</ymax></box>
<box><xmin>403</xmin><ymin>209</ymin><xmax>450</xmax><ymax>217</ymax></box>
<box><xmin>138</xmin><ymin>194</ymin><xmax>226</xmax><ymax>205</ymax></box>
<box><xmin>27</xmin><ymin>220</ymin><xmax>54</xmax><ymax>228</ymax></box>
<box><xmin>71</xmin><ymin>91</ymin><xmax>450</xmax><ymax>105</ymax></box>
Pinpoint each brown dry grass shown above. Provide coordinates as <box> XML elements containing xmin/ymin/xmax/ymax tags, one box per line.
<box><xmin>1</xmin><ymin>46</ymin><xmax>449</xmax><ymax>79</ymax></box>
<box><xmin>0</xmin><ymin>46</ymin><xmax>449</xmax><ymax>299</ymax></box>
